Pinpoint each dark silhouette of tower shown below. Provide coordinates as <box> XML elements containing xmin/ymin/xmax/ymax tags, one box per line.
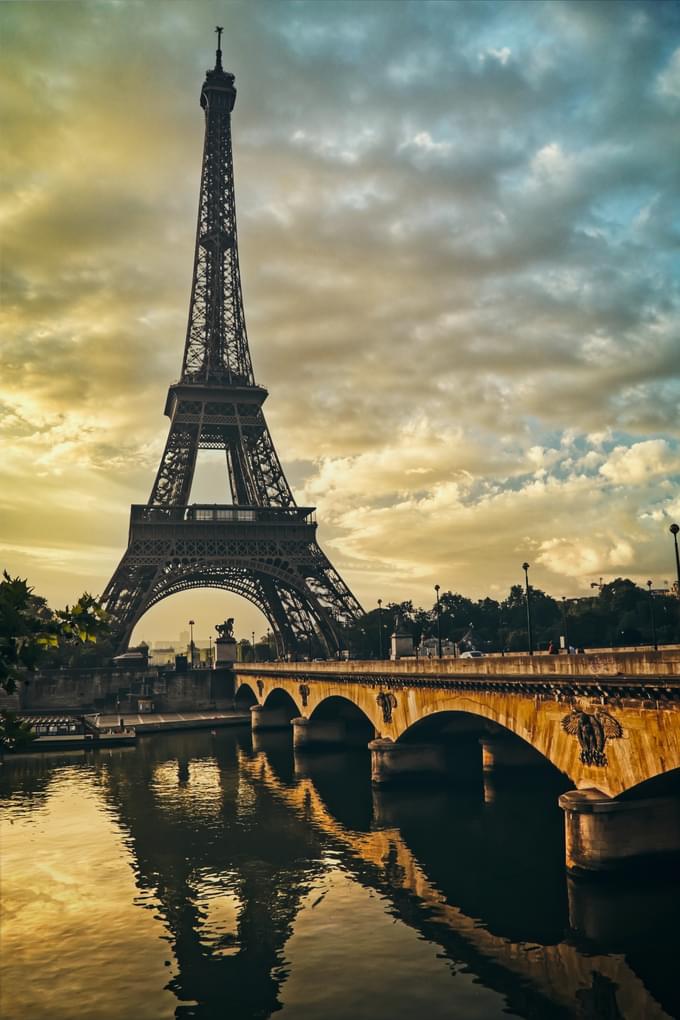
<box><xmin>103</xmin><ymin>30</ymin><xmax>362</xmax><ymax>654</ymax></box>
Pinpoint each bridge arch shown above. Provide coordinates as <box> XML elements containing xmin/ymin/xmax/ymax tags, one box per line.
<box><xmin>234</xmin><ymin>680</ymin><xmax>258</xmax><ymax>708</ymax></box>
<box><xmin>617</xmin><ymin>765</ymin><xmax>680</xmax><ymax>801</ymax></box>
<box><xmin>262</xmin><ymin>687</ymin><xmax>302</xmax><ymax>719</ymax></box>
<box><xmin>309</xmin><ymin>695</ymin><xmax>376</xmax><ymax>743</ymax></box>
<box><xmin>396</xmin><ymin>709</ymin><xmax>489</xmax><ymax>743</ymax></box>
<box><xmin>390</xmin><ymin>696</ymin><xmax>583</xmax><ymax>788</ymax></box>
<box><xmin>396</xmin><ymin>710</ymin><xmax>568</xmax><ymax>788</ymax></box>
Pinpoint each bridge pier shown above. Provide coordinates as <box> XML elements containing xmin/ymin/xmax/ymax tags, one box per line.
<box><xmin>371</xmin><ymin>786</ymin><xmax>450</xmax><ymax>828</ymax></box>
<box><xmin>250</xmin><ymin>705</ymin><xmax>292</xmax><ymax>732</ymax></box>
<box><xmin>291</xmin><ymin>716</ymin><xmax>347</xmax><ymax>751</ymax></box>
<box><xmin>369</xmin><ymin>738</ymin><xmax>447</xmax><ymax>785</ymax></box>
<box><xmin>559</xmin><ymin>789</ymin><xmax>680</xmax><ymax>876</ymax></box>
<box><xmin>566</xmin><ymin>873</ymin><xmax>680</xmax><ymax>948</ymax></box>
<box><xmin>480</xmin><ymin>735</ymin><xmax>544</xmax><ymax>772</ymax></box>
<box><xmin>251</xmin><ymin>729</ymin><xmax>293</xmax><ymax>754</ymax></box>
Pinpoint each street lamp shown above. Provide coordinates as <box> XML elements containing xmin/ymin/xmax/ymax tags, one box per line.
<box><xmin>434</xmin><ymin>584</ymin><xmax>442</xmax><ymax>659</ymax></box>
<box><xmin>522</xmin><ymin>563</ymin><xmax>533</xmax><ymax>656</ymax></box>
<box><xmin>208</xmin><ymin>634</ymin><xmax>213</xmax><ymax>668</ymax></box>
<box><xmin>560</xmin><ymin>596</ymin><xmax>569</xmax><ymax>653</ymax></box>
<box><xmin>251</xmin><ymin>630</ymin><xmax>256</xmax><ymax>662</ymax></box>
<box><xmin>670</xmin><ymin>524</ymin><xmax>680</xmax><ymax>600</ymax></box>
<box><xmin>377</xmin><ymin>599</ymin><xmax>384</xmax><ymax>660</ymax></box>
<box><xmin>646</xmin><ymin>580</ymin><xmax>658</xmax><ymax>652</ymax></box>
<box><xmin>188</xmin><ymin>619</ymin><xmax>195</xmax><ymax>668</ymax></box>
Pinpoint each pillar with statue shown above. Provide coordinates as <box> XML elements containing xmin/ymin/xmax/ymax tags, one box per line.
<box><xmin>214</xmin><ymin>619</ymin><xmax>237</xmax><ymax>667</ymax></box>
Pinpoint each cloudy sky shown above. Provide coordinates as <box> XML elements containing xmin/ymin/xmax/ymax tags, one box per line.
<box><xmin>2</xmin><ymin>0</ymin><xmax>679</xmax><ymax>643</ymax></box>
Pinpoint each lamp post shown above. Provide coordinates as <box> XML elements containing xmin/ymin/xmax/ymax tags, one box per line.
<box><xmin>251</xmin><ymin>630</ymin><xmax>256</xmax><ymax>662</ymax></box>
<box><xmin>434</xmin><ymin>584</ymin><xmax>442</xmax><ymax>659</ymax></box>
<box><xmin>208</xmin><ymin>634</ymin><xmax>213</xmax><ymax>668</ymax></box>
<box><xmin>670</xmin><ymin>524</ymin><xmax>680</xmax><ymax>599</ymax></box>
<box><xmin>188</xmin><ymin>619</ymin><xmax>195</xmax><ymax>668</ymax></box>
<box><xmin>522</xmin><ymin>563</ymin><xmax>533</xmax><ymax>656</ymax></box>
<box><xmin>560</xmin><ymin>596</ymin><xmax>569</xmax><ymax>653</ymax></box>
<box><xmin>377</xmin><ymin>599</ymin><xmax>384</xmax><ymax>660</ymax></box>
<box><xmin>646</xmin><ymin>580</ymin><xmax>658</xmax><ymax>651</ymax></box>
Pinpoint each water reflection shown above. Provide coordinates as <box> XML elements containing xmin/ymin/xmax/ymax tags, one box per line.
<box><xmin>1</xmin><ymin>730</ymin><xmax>678</xmax><ymax>1020</ymax></box>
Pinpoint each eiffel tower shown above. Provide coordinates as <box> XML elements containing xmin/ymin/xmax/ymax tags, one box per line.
<box><xmin>103</xmin><ymin>29</ymin><xmax>363</xmax><ymax>654</ymax></box>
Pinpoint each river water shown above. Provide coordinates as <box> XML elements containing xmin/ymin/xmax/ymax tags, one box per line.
<box><xmin>1</xmin><ymin>728</ymin><xmax>678</xmax><ymax>1019</ymax></box>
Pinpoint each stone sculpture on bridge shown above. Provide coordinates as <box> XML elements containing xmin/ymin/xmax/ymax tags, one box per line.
<box><xmin>561</xmin><ymin>708</ymin><xmax>623</xmax><ymax>767</ymax></box>
<box><xmin>215</xmin><ymin>618</ymin><xmax>235</xmax><ymax>640</ymax></box>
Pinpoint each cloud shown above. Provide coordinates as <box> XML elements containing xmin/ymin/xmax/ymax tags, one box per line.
<box><xmin>599</xmin><ymin>440</ymin><xmax>680</xmax><ymax>485</ymax></box>
<box><xmin>535</xmin><ymin>537</ymin><xmax>635</xmax><ymax>578</ymax></box>
<box><xmin>656</xmin><ymin>46</ymin><xmax>680</xmax><ymax>105</ymax></box>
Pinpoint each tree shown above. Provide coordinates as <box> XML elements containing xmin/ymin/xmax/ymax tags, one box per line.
<box><xmin>499</xmin><ymin>583</ymin><xmax>560</xmax><ymax>651</ymax></box>
<box><xmin>0</xmin><ymin>572</ymin><xmax>112</xmax><ymax>754</ymax></box>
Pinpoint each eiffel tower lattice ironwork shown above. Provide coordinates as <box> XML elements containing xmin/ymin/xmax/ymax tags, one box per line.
<box><xmin>102</xmin><ymin>32</ymin><xmax>363</xmax><ymax>653</ymax></box>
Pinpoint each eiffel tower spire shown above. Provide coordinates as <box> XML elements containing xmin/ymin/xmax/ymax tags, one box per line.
<box><xmin>183</xmin><ymin>27</ymin><xmax>250</xmax><ymax>385</ymax></box>
<box><xmin>149</xmin><ymin>33</ymin><xmax>292</xmax><ymax>509</ymax></box>
<box><xmin>102</xmin><ymin>33</ymin><xmax>363</xmax><ymax>654</ymax></box>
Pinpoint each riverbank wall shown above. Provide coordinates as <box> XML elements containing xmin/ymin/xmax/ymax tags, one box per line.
<box><xmin>1</xmin><ymin>666</ymin><xmax>235</xmax><ymax>714</ymax></box>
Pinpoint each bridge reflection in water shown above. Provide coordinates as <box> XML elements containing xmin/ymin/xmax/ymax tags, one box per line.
<box><xmin>2</xmin><ymin>729</ymin><xmax>679</xmax><ymax>1020</ymax></box>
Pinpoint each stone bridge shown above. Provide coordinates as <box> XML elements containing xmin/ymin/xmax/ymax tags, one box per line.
<box><xmin>241</xmin><ymin>747</ymin><xmax>677</xmax><ymax>1020</ymax></box>
<box><xmin>234</xmin><ymin>652</ymin><xmax>680</xmax><ymax>875</ymax></box>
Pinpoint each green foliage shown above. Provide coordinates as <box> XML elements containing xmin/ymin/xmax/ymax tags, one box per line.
<box><xmin>0</xmin><ymin>710</ymin><xmax>35</xmax><ymax>754</ymax></box>
<box><xmin>0</xmin><ymin>571</ymin><xmax>54</xmax><ymax>695</ymax></box>
<box><xmin>0</xmin><ymin>572</ymin><xmax>113</xmax><ymax>754</ymax></box>
<box><xmin>44</xmin><ymin>592</ymin><xmax>116</xmax><ymax>668</ymax></box>
<box><xmin>337</xmin><ymin>579</ymin><xmax>680</xmax><ymax>657</ymax></box>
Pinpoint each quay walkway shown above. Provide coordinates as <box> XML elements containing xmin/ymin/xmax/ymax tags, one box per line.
<box><xmin>91</xmin><ymin>710</ymin><xmax>249</xmax><ymax>733</ymax></box>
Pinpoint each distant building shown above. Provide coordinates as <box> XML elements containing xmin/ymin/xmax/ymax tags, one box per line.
<box><xmin>419</xmin><ymin>637</ymin><xmax>457</xmax><ymax>657</ymax></box>
<box><xmin>149</xmin><ymin>646</ymin><xmax>177</xmax><ymax>667</ymax></box>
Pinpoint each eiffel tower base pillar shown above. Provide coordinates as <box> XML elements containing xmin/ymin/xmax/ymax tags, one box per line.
<box><xmin>559</xmin><ymin>789</ymin><xmax>680</xmax><ymax>876</ymax></box>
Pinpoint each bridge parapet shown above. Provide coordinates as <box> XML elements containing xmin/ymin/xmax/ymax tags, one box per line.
<box><xmin>237</xmin><ymin>648</ymin><xmax>680</xmax><ymax>679</ymax></box>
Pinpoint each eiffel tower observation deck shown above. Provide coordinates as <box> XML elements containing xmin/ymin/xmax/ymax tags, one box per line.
<box><xmin>103</xmin><ymin>29</ymin><xmax>363</xmax><ymax>654</ymax></box>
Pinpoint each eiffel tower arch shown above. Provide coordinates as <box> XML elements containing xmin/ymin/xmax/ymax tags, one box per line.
<box><xmin>102</xmin><ymin>31</ymin><xmax>363</xmax><ymax>654</ymax></box>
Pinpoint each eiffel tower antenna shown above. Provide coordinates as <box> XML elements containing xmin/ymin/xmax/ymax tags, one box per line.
<box><xmin>102</xmin><ymin>35</ymin><xmax>363</xmax><ymax>654</ymax></box>
<box><xmin>215</xmin><ymin>25</ymin><xmax>223</xmax><ymax>71</ymax></box>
